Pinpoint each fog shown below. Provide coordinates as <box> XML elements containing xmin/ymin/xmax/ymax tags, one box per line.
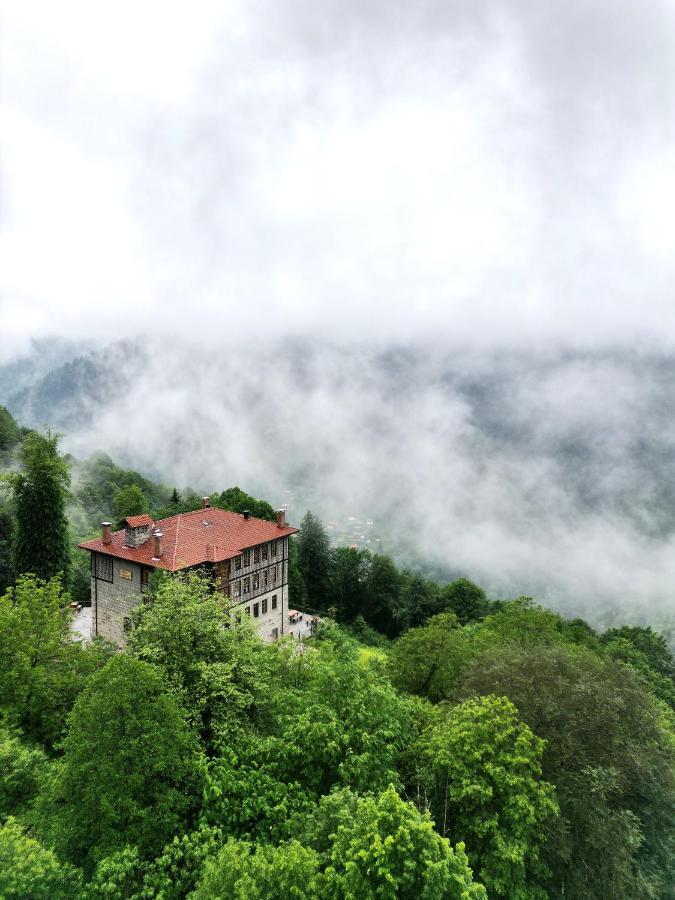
<box><xmin>1</xmin><ymin>2</ymin><xmax>675</xmax><ymax>628</ymax></box>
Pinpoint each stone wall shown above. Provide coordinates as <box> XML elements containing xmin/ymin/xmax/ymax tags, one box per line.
<box><xmin>91</xmin><ymin>558</ymin><xmax>143</xmax><ymax>645</ymax></box>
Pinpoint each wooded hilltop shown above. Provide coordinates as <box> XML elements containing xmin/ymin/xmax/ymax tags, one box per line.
<box><xmin>0</xmin><ymin>409</ymin><xmax>673</xmax><ymax>898</ymax></box>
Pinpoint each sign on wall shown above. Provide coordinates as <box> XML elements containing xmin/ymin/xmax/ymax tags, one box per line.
<box><xmin>118</xmin><ymin>569</ymin><xmax>132</xmax><ymax>580</ymax></box>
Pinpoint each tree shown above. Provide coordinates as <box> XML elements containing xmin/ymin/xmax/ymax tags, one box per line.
<box><xmin>388</xmin><ymin>612</ymin><xmax>473</xmax><ymax>703</ymax></box>
<box><xmin>0</xmin><ymin>575</ymin><xmax>112</xmax><ymax>749</ymax></box>
<box><xmin>312</xmin><ymin>786</ymin><xmax>487</xmax><ymax>899</ymax></box>
<box><xmin>439</xmin><ymin>578</ymin><xmax>488</xmax><ymax>625</ymax></box>
<box><xmin>169</xmin><ymin>486</ymin><xmax>182</xmax><ymax>505</ymax></box>
<box><xmin>0</xmin><ymin>726</ymin><xmax>48</xmax><ymax>820</ymax></box>
<box><xmin>9</xmin><ymin>431</ymin><xmax>71</xmax><ymax>586</ymax></box>
<box><xmin>458</xmin><ymin>646</ymin><xmax>675</xmax><ymax>899</ymax></box>
<box><xmin>128</xmin><ymin>573</ymin><xmax>273</xmax><ymax>750</ymax></box>
<box><xmin>367</xmin><ymin>552</ymin><xmax>402</xmax><ymax>635</ymax></box>
<box><xmin>418</xmin><ymin>695</ymin><xmax>558</xmax><ymax>898</ymax></box>
<box><xmin>395</xmin><ymin>571</ymin><xmax>442</xmax><ymax>630</ymax></box>
<box><xmin>0</xmin><ymin>818</ymin><xmax>82</xmax><ymax>899</ymax></box>
<box><xmin>297</xmin><ymin>511</ymin><xmax>332</xmax><ymax>610</ymax></box>
<box><xmin>112</xmin><ymin>483</ymin><xmax>148</xmax><ymax>525</ymax></box>
<box><xmin>0</xmin><ymin>406</ymin><xmax>19</xmax><ymax>452</ymax></box>
<box><xmin>193</xmin><ymin>838</ymin><xmax>320</xmax><ymax>899</ymax></box>
<box><xmin>601</xmin><ymin>625</ymin><xmax>674</xmax><ymax>678</ymax></box>
<box><xmin>329</xmin><ymin>546</ymin><xmax>371</xmax><ymax>621</ymax></box>
<box><xmin>214</xmin><ymin>486</ymin><xmax>276</xmax><ymax>522</ymax></box>
<box><xmin>41</xmin><ymin>654</ymin><xmax>203</xmax><ymax>871</ymax></box>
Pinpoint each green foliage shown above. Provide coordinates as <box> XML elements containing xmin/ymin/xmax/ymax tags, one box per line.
<box><xmin>41</xmin><ymin>654</ymin><xmax>203</xmax><ymax>871</ymax></box>
<box><xmin>329</xmin><ymin>546</ymin><xmax>371</xmax><ymax>621</ymax></box>
<box><xmin>0</xmin><ymin>575</ymin><xmax>112</xmax><ymax>749</ymax></box>
<box><xmin>128</xmin><ymin>573</ymin><xmax>273</xmax><ymax>749</ymax></box>
<box><xmin>0</xmin><ymin>405</ymin><xmax>20</xmax><ymax>451</ymax></box>
<box><xmin>298</xmin><ymin>511</ymin><xmax>332</xmax><ymax>610</ymax></box>
<box><xmin>418</xmin><ymin>695</ymin><xmax>558</xmax><ymax>898</ymax></box>
<box><xmin>193</xmin><ymin>837</ymin><xmax>320</xmax><ymax>899</ymax></box>
<box><xmin>0</xmin><ymin>817</ymin><xmax>82</xmax><ymax>899</ymax></box>
<box><xmin>476</xmin><ymin>597</ymin><xmax>601</xmax><ymax>652</ymax></box>
<box><xmin>112</xmin><ymin>483</ymin><xmax>148</xmax><ymax>525</ymax></box>
<box><xmin>395</xmin><ymin>571</ymin><xmax>442</xmax><ymax>630</ymax></box>
<box><xmin>212</xmin><ymin>486</ymin><xmax>277</xmax><ymax>522</ymax></box>
<box><xmin>0</xmin><ymin>504</ymin><xmax>14</xmax><ymax>595</ymax></box>
<box><xmin>0</xmin><ymin>726</ymin><xmax>49</xmax><ymax>821</ymax></box>
<box><xmin>388</xmin><ymin>612</ymin><xmax>474</xmax><ymax>702</ymax></box>
<box><xmin>9</xmin><ymin>431</ymin><xmax>71</xmax><ymax>586</ymax></box>
<box><xmin>458</xmin><ymin>646</ymin><xmax>675</xmax><ymax>899</ymax></box>
<box><xmin>439</xmin><ymin>578</ymin><xmax>489</xmax><ymax>624</ymax></box>
<box><xmin>315</xmin><ymin>786</ymin><xmax>487</xmax><ymax>899</ymax></box>
<box><xmin>601</xmin><ymin>624</ymin><xmax>674</xmax><ymax>677</ymax></box>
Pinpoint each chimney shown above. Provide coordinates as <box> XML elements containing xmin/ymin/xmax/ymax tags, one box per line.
<box><xmin>153</xmin><ymin>530</ymin><xmax>164</xmax><ymax>559</ymax></box>
<box><xmin>202</xmin><ymin>496</ymin><xmax>210</xmax><ymax>509</ymax></box>
<box><xmin>276</xmin><ymin>509</ymin><xmax>286</xmax><ymax>529</ymax></box>
<box><xmin>243</xmin><ymin>510</ymin><xmax>250</xmax><ymax>520</ymax></box>
<box><xmin>101</xmin><ymin>522</ymin><xmax>112</xmax><ymax>545</ymax></box>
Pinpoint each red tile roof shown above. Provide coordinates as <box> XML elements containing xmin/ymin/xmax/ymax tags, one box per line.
<box><xmin>79</xmin><ymin>508</ymin><xmax>299</xmax><ymax>572</ymax></box>
<box><xmin>123</xmin><ymin>514</ymin><xmax>154</xmax><ymax>527</ymax></box>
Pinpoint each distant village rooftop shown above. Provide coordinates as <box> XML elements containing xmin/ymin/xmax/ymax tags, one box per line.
<box><xmin>78</xmin><ymin>504</ymin><xmax>298</xmax><ymax>572</ymax></box>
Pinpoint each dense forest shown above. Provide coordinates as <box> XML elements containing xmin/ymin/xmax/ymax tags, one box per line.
<box><xmin>0</xmin><ymin>409</ymin><xmax>673</xmax><ymax>897</ymax></box>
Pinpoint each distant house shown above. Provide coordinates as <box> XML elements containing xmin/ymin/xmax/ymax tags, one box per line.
<box><xmin>78</xmin><ymin>499</ymin><xmax>298</xmax><ymax>644</ymax></box>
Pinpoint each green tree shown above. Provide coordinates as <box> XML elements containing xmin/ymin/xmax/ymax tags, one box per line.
<box><xmin>439</xmin><ymin>578</ymin><xmax>488</xmax><ymax>624</ymax></box>
<box><xmin>112</xmin><ymin>483</ymin><xmax>148</xmax><ymax>525</ymax></box>
<box><xmin>329</xmin><ymin>546</ymin><xmax>371</xmax><ymax>621</ymax></box>
<box><xmin>9</xmin><ymin>431</ymin><xmax>71</xmax><ymax>586</ymax></box>
<box><xmin>388</xmin><ymin>612</ymin><xmax>473</xmax><ymax>702</ymax></box>
<box><xmin>214</xmin><ymin>486</ymin><xmax>276</xmax><ymax>522</ymax></box>
<box><xmin>41</xmin><ymin>654</ymin><xmax>203</xmax><ymax>871</ymax></box>
<box><xmin>458</xmin><ymin>646</ymin><xmax>675</xmax><ymax>899</ymax></box>
<box><xmin>0</xmin><ymin>726</ymin><xmax>48</xmax><ymax>820</ymax></box>
<box><xmin>0</xmin><ymin>818</ymin><xmax>82</xmax><ymax>899</ymax></box>
<box><xmin>0</xmin><ymin>406</ymin><xmax>19</xmax><ymax>452</ymax></box>
<box><xmin>418</xmin><ymin>695</ymin><xmax>558</xmax><ymax>898</ymax></box>
<box><xmin>170</xmin><ymin>486</ymin><xmax>182</xmax><ymax>505</ymax></box>
<box><xmin>366</xmin><ymin>552</ymin><xmax>402</xmax><ymax>636</ymax></box>
<box><xmin>601</xmin><ymin>624</ymin><xmax>673</xmax><ymax>678</ymax></box>
<box><xmin>298</xmin><ymin>511</ymin><xmax>332</xmax><ymax>610</ymax></box>
<box><xmin>193</xmin><ymin>838</ymin><xmax>320</xmax><ymax>899</ymax></box>
<box><xmin>315</xmin><ymin>786</ymin><xmax>487</xmax><ymax>899</ymax></box>
<box><xmin>0</xmin><ymin>575</ymin><xmax>111</xmax><ymax>749</ymax></box>
<box><xmin>128</xmin><ymin>573</ymin><xmax>273</xmax><ymax>750</ymax></box>
<box><xmin>0</xmin><ymin>504</ymin><xmax>14</xmax><ymax>594</ymax></box>
<box><xmin>395</xmin><ymin>571</ymin><xmax>442</xmax><ymax>630</ymax></box>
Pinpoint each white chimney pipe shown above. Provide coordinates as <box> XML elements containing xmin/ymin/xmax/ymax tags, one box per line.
<box><xmin>101</xmin><ymin>522</ymin><xmax>112</xmax><ymax>545</ymax></box>
<box><xmin>153</xmin><ymin>531</ymin><xmax>164</xmax><ymax>558</ymax></box>
<box><xmin>276</xmin><ymin>509</ymin><xmax>286</xmax><ymax>528</ymax></box>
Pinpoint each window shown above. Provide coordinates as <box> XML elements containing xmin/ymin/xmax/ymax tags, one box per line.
<box><xmin>270</xmin><ymin>566</ymin><xmax>276</xmax><ymax>584</ymax></box>
<box><xmin>271</xmin><ymin>540</ymin><xmax>277</xmax><ymax>557</ymax></box>
<box><xmin>234</xmin><ymin>556</ymin><xmax>242</xmax><ymax>571</ymax></box>
<box><xmin>93</xmin><ymin>554</ymin><xmax>113</xmax><ymax>583</ymax></box>
<box><xmin>140</xmin><ymin>568</ymin><xmax>149</xmax><ymax>593</ymax></box>
<box><xmin>233</xmin><ymin>580</ymin><xmax>241</xmax><ymax>598</ymax></box>
<box><xmin>262</xmin><ymin>597</ymin><xmax>268</xmax><ymax>614</ymax></box>
<box><xmin>263</xmin><ymin>569</ymin><xmax>268</xmax><ymax>586</ymax></box>
<box><xmin>254</xmin><ymin>546</ymin><xmax>260</xmax><ymax>563</ymax></box>
<box><xmin>253</xmin><ymin>602</ymin><xmax>259</xmax><ymax>618</ymax></box>
<box><xmin>271</xmin><ymin>594</ymin><xmax>277</xmax><ymax>610</ymax></box>
<box><xmin>262</xmin><ymin>543</ymin><xmax>268</xmax><ymax>560</ymax></box>
<box><xmin>243</xmin><ymin>577</ymin><xmax>250</xmax><ymax>594</ymax></box>
<box><xmin>272</xmin><ymin>627</ymin><xmax>279</xmax><ymax>640</ymax></box>
<box><xmin>243</xmin><ymin>549</ymin><xmax>251</xmax><ymax>567</ymax></box>
<box><xmin>253</xmin><ymin>572</ymin><xmax>259</xmax><ymax>590</ymax></box>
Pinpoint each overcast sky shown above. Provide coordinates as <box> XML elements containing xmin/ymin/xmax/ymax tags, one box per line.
<box><xmin>2</xmin><ymin>0</ymin><xmax>675</xmax><ymax>358</ymax></box>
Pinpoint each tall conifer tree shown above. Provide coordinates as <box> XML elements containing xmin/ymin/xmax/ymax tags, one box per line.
<box><xmin>10</xmin><ymin>431</ymin><xmax>71</xmax><ymax>587</ymax></box>
<box><xmin>297</xmin><ymin>510</ymin><xmax>332</xmax><ymax>610</ymax></box>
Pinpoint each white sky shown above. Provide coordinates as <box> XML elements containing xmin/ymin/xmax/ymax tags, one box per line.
<box><xmin>2</xmin><ymin>0</ymin><xmax>675</xmax><ymax>357</ymax></box>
